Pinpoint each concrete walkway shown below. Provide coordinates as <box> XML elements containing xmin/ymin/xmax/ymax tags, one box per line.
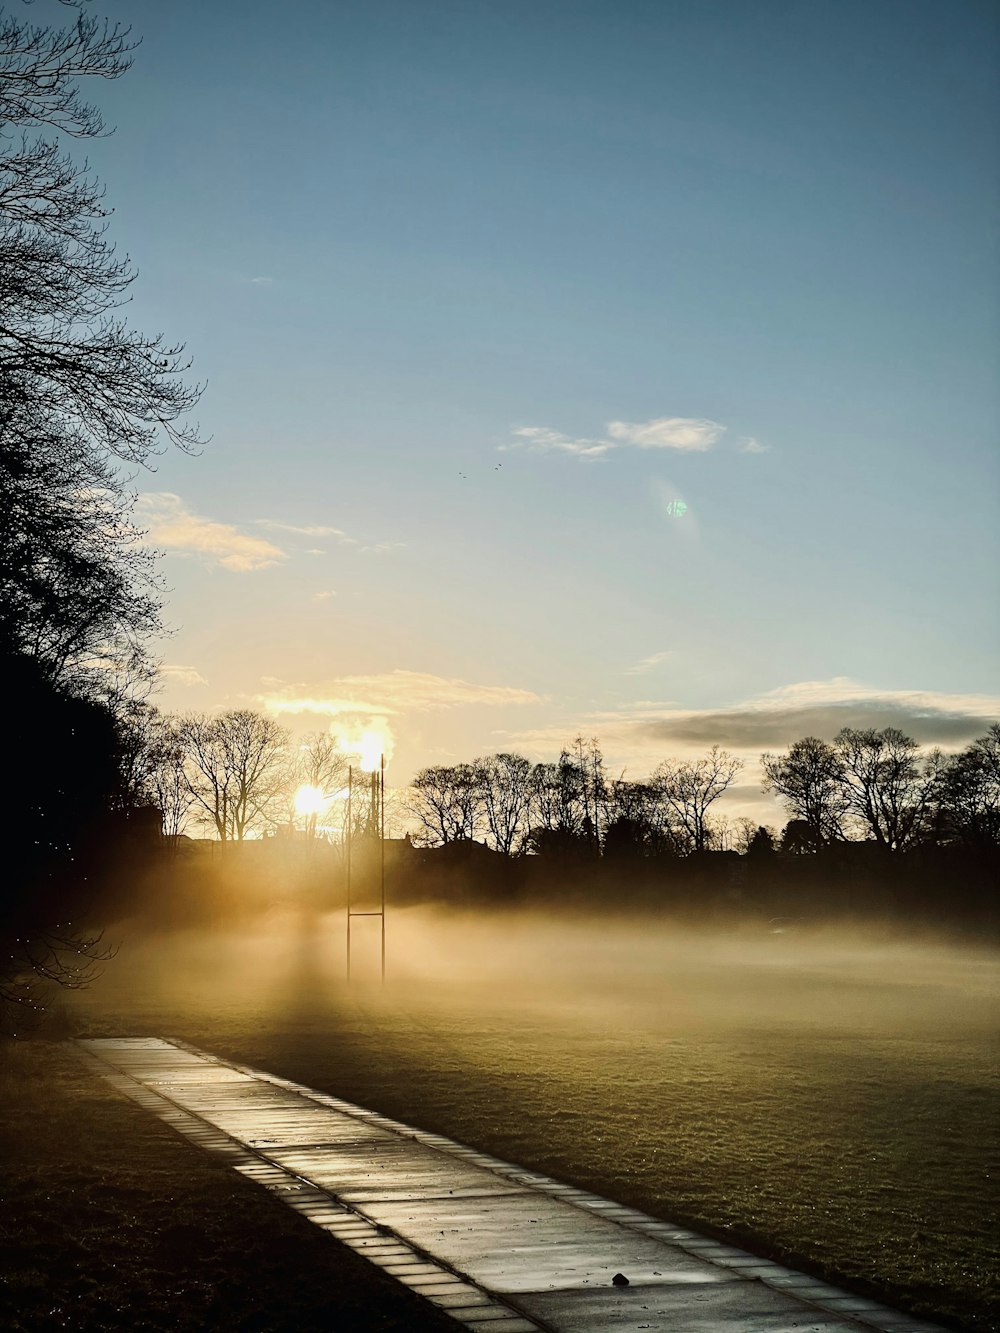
<box><xmin>78</xmin><ymin>1038</ymin><xmax>945</xmax><ymax>1333</ymax></box>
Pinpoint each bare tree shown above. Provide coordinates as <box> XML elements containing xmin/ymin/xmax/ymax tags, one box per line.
<box><xmin>938</xmin><ymin>724</ymin><xmax>1000</xmax><ymax>848</ymax></box>
<box><xmin>652</xmin><ymin>746</ymin><xmax>742</xmax><ymax>853</ymax></box>
<box><xmin>568</xmin><ymin>735</ymin><xmax>607</xmax><ymax>852</ymax></box>
<box><xmin>834</xmin><ymin>727</ymin><xmax>939</xmax><ymax>852</ymax></box>
<box><xmin>293</xmin><ymin>732</ymin><xmax>349</xmax><ymax>838</ymax></box>
<box><xmin>529</xmin><ymin>752</ymin><xmax>587</xmax><ymax>836</ymax></box>
<box><xmin>762</xmin><ymin>737</ymin><xmax>846</xmax><ymax>851</ymax></box>
<box><xmin>718</xmin><ymin>815</ymin><xmax>760</xmax><ymax>855</ymax></box>
<box><xmin>605</xmin><ymin>777</ymin><xmax>657</xmax><ymax>827</ymax></box>
<box><xmin>0</xmin><ymin>9</ymin><xmax>202</xmax><ymax>465</ymax></box>
<box><xmin>179</xmin><ymin>711</ymin><xmax>289</xmax><ymax>841</ymax></box>
<box><xmin>1</xmin><ymin>7</ymin><xmax>201</xmax><ymax>1020</ymax></box>
<box><xmin>408</xmin><ymin>764</ymin><xmax>482</xmax><ymax>845</ymax></box>
<box><xmin>144</xmin><ymin>714</ymin><xmax>193</xmax><ymax>839</ymax></box>
<box><xmin>0</xmin><ymin>407</ymin><xmax>162</xmax><ymax>695</ymax></box>
<box><xmin>0</xmin><ymin>6</ymin><xmax>203</xmax><ymax>712</ymax></box>
<box><xmin>1</xmin><ymin>923</ymin><xmax>116</xmax><ymax>1035</ymax></box>
<box><xmin>474</xmin><ymin>752</ymin><xmax>533</xmax><ymax>856</ymax></box>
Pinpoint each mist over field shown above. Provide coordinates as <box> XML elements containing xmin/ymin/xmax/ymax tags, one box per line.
<box><xmin>84</xmin><ymin>905</ymin><xmax>1000</xmax><ymax>1041</ymax></box>
<box><xmin>50</xmin><ymin>905</ymin><xmax>1000</xmax><ymax>1330</ymax></box>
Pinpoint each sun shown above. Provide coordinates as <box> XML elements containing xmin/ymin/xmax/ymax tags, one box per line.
<box><xmin>293</xmin><ymin>783</ymin><xmax>328</xmax><ymax>817</ymax></box>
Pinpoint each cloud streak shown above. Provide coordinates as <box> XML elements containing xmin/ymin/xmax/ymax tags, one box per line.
<box><xmin>501</xmin><ymin>427</ymin><xmax>612</xmax><ymax>458</ymax></box>
<box><xmin>608</xmin><ymin>417</ymin><xmax>724</xmax><ymax>451</ymax></box>
<box><xmin>503</xmin><ymin>416</ymin><xmax>749</xmax><ymax>460</ymax></box>
<box><xmin>159</xmin><ymin>663</ymin><xmax>207</xmax><ymax>687</ymax></box>
<box><xmin>137</xmin><ymin>493</ymin><xmax>285</xmax><ymax>571</ymax></box>
<box><xmin>256</xmin><ymin>520</ymin><xmax>347</xmax><ymax>539</ymax></box>
<box><xmin>260</xmin><ymin>669</ymin><xmax>542</xmax><ymax>720</ymax></box>
<box><xmin>624</xmin><ymin>651</ymin><xmax>674</xmax><ymax>676</ymax></box>
<box><xmin>256</xmin><ymin>519</ymin><xmax>403</xmax><ymax>555</ymax></box>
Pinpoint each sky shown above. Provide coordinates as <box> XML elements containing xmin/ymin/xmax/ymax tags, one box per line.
<box><xmin>73</xmin><ymin>0</ymin><xmax>999</xmax><ymax>814</ymax></box>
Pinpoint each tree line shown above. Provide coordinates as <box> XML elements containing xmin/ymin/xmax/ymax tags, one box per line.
<box><xmin>125</xmin><ymin>709</ymin><xmax>998</xmax><ymax>868</ymax></box>
<box><xmin>407</xmin><ymin>738</ymin><xmax>744</xmax><ymax>857</ymax></box>
<box><xmin>123</xmin><ymin>709</ymin><xmax>354</xmax><ymax>843</ymax></box>
<box><xmin>406</xmin><ymin>726</ymin><xmax>999</xmax><ymax>860</ymax></box>
<box><xmin>762</xmin><ymin>729</ymin><xmax>1000</xmax><ymax>855</ymax></box>
<box><xmin>392</xmin><ymin>728</ymin><xmax>998</xmax><ymax>933</ymax></box>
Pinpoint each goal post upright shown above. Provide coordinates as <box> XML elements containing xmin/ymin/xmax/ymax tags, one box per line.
<box><xmin>345</xmin><ymin>756</ymin><xmax>386</xmax><ymax>985</ymax></box>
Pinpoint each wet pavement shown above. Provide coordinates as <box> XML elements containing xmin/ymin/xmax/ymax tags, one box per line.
<box><xmin>77</xmin><ymin>1038</ymin><xmax>945</xmax><ymax>1333</ymax></box>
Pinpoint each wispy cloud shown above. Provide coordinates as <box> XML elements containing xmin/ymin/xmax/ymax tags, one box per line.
<box><xmin>360</xmin><ymin>541</ymin><xmax>405</xmax><ymax>555</ymax></box>
<box><xmin>624</xmin><ymin>651</ymin><xmax>674</xmax><ymax>676</ymax></box>
<box><xmin>159</xmin><ymin>663</ymin><xmax>207</xmax><ymax>687</ymax></box>
<box><xmin>500</xmin><ymin>426</ymin><xmax>612</xmax><ymax>458</ymax></box>
<box><xmin>248</xmin><ymin>275</ymin><xmax>273</xmax><ymax>286</ymax></box>
<box><xmin>137</xmin><ymin>493</ymin><xmax>285</xmax><ymax>572</ymax></box>
<box><xmin>740</xmin><ymin>436</ymin><xmax>770</xmax><ymax>454</ymax></box>
<box><xmin>256</xmin><ymin>519</ymin><xmax>403</xmax><ymax>555</ymax></box>
<box><xmin>608</xmin><ymin>417</ymin><xmax>725</xmax><ymax>451</ymax></box>
<box><xmin>503</xmin><ymin>416</ymin><xmax>741</xmax><ymax>460</ymax></box>
<box><xmin>261</xmin><ymin>669</ymin><xmax>542</xmax><ymax>720</ymax></box>
<box><xmin>313</xmin><ymin>590</ymin><xmax>337</xmax><ymax>601</ymax></box>
<box><xmin>257</xmin><ymin>520</ymin><xmax>352</xmax><ymax>540</ymax></box>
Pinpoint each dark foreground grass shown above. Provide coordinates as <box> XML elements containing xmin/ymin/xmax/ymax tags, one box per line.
<box><xmin>28</xmin><ymin>914</ymin><xmax>1000</xmax><ymax>1331</ymax></box>
<box><xmin>0</xmin><ymin>1041</ymin><xmax>459</xmax><ymax>1332</ymax></box>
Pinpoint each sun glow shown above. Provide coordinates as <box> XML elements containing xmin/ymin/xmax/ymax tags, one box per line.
<box><xmin>354</xmin><ymin>729</ymin><xmax>384</xmax><ymax>773</ymax></box>
<box><xmin>293</xmin><ymin>783</ymin><xmax>328</xmax><ymax>817</ymax></box>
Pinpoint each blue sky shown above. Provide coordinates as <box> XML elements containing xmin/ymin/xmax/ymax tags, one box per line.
<box><xmin>76</xmin><ymin>0</ymin><xmax>999</xmax><ymax>798</ymax></box>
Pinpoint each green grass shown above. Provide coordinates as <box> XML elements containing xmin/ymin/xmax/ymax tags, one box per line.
<box><xmin>27</xmin><ymin>912</ymin><xmax>1000</xmax><ymax>1330</ymax></box>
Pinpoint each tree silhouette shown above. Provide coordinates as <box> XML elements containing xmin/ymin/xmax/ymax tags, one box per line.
<box><xmin>2</xmin><ymin>653</ymin><xmax>121</xmax><ymax>1027</ymax></box>
<box><xmin>1</xmin><ymin>6</ymin><xmax>201</xmax><ymax>1016</ymax></box>
<box><xmin>473</xmin><ymin>753</ymin><xmax>533</xmax><ymax>855</ymax></box>
<box><xmin>653</xmin><ymin>746</ymin><xmax>742</xmax><ymax>853</ymax></box>
<box><xmin>294</xmin><ymin>733</ymin><xmax>349</xmax><ymax>838</ymax></box>
<box><xmin>178</xmin><ymin>711</ymin><xmax>289</xmax><ymax>841</ymax></box>
<box><xmin>935</xmin><ymin>725</ymin><xmax>1000</xmax><ymax>850</ymax></box>
<box><xmin>0</xmin><ymin>9</ymin><xmax>202</xmax><ymax>464</ymax></box>
<box><xmin>762</xmin><ymin>737</ymin><xmax>846</xmax><ymax>851</ymax></box>
<box><xmin>116</xmin><ymin>707</ymin><xmax>193</xmax><ymax>838</ymax></box>
<box><xmin>0</xmin><ymin>403</ymin><xmax>160</xmax><ymax>693</ymax></box>
<box><xmin>528</xmin><ymin>750</ymin><xmax>596</xmax><ymax>848</ymax></box>
<box><xmin>408</xmin><ymin>764</ymin><xmax>482</xmax><ymax>845</ymax></box>
<box><xmin>603</xmin><ymin>778</ymin><xmax>672</xmax><ymax>858</ymax></box>
<box><xmin>834</xmin><ymin>727</ymin><xmax>937</xmax><ymax>852</ymax></box>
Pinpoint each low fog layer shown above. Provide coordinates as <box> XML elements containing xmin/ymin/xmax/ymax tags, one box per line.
<box><xmin>79</xmin><ymin>909</ymin><xmax>1000</xmax><ymax>1045</ymax></box>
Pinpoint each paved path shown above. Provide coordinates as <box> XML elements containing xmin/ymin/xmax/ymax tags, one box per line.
<box><xmin>78</xmin><ymin>1038</ymin><xmax>945</xmax><ymax>1333</ymax></box>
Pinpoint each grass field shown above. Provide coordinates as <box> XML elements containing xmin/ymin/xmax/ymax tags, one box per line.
<box><xmin>13</xmin><ymin>908</ymin><xmax>1000</xmax><ymax>1331</ymax></box>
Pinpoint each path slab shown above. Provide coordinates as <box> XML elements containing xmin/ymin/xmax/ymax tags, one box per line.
<box><xmin>77</xmin><ymin>1038</ymin><xmax>947</xmax><ymax>1333</ymax></box>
